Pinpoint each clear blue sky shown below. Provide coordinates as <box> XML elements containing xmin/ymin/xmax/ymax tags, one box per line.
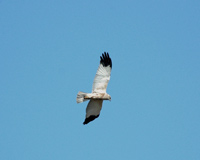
<box><xmin>0</xmin><ymin>0</ymin><xmax>200</xmax><ymax>159</ymax></box>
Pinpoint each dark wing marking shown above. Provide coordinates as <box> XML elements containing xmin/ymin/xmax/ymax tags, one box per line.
<box><xmin>100</xmin><ymin>52</ymin><xmax>112</xmax><ymax>68</ymax></box>
<box><xmin>83</xmin><ymin>115</ymin><xmax>100</xmax><ymax>125</ymax></box>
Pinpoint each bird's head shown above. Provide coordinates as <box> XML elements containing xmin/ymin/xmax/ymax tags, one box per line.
<box><xmin>108</xmin><ymin>95</ymin><xmax>111</xmax><ymax>101</ymax></box>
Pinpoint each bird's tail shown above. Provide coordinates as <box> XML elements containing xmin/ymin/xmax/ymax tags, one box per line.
<box><xmin>76</xmin><ymin>91</ymin><xmax>88</xmax><ymax>103</ymax></box>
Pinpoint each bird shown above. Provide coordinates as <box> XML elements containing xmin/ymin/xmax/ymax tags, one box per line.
<box><xmin>76</xmin><ymin>52</ymin><xmax>112</xmax><ymax>125</ymax></box>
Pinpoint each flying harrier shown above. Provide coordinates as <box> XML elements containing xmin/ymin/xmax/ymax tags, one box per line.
<box><xmin>76</xmin><ymin>52</ymin><xmax>112</xmax><ymax>125</ymax></box>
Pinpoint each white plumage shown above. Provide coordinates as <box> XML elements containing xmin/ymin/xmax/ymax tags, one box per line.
<box><xmin>92</xmin><ymin>64</ymin><xmax>111</xmax><ymax>93</ymax></box>
<box><xmin>76</xmin><ymin>52</ymin><xmax>112</xmax><ymax>125</ymax></box>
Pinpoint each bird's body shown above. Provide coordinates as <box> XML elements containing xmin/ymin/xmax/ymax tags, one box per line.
<box><xmin>77</xmin><ymin>92</ymin><xmax>111</xmax><ymax>101</ymax></box>
<box><xmin>76</xmin><ymin>52</ymin><xmax>112</xmax><ymax>125</ymax></box>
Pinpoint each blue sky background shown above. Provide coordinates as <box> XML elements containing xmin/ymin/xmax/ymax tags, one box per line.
<box><xmin>0</xmin><ymin>0</ymin><xmax>200</xmax><ymax>159</ymax></box>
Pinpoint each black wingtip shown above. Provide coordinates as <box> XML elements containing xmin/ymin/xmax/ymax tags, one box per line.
<box><xmin>83</xmin><ymin>115</ymin><xmax>99</xmax><ymax>125</ymax></box>
<box><xmin>100</xmin><ymin>52</ymin><xmax>112</xmax><ymax>68</ymax></box>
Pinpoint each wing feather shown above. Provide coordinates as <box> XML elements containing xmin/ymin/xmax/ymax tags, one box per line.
<box><xmin>83</xmin><ymin>100</ymin><xmax>103</xmax><ymax>124</ymax></box>
<box><xmin>92</xmin><ymin>52</ymin><xmax>112</xmax><ymax>93</ymax></box>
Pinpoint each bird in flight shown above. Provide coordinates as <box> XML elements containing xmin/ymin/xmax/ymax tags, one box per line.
<box><xmin>76</xmin><ymin>52</ymin><xmax>112</xmax><ymax>125</ymax></box>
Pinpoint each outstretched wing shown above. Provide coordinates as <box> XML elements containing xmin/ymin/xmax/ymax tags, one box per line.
<box><xmin>92</xmin><ymin>52</ymin><xmax>112</xmax><ymax>93</ymax></box>
<box><xmin>83</xmin><ymin>100</ymin><xmax>103</xmax><ymax>125</ymax></box>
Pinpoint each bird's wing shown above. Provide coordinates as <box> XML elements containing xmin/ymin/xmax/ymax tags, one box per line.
<box><xmin>83</xmin><ymin>100</ymin><xmax>103</xmax><ymax>125</ymax></box>
<box><xmin>92</xmin><ymin>52</ymin><xmax>112</xmax><ymax>93</ymax></box>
